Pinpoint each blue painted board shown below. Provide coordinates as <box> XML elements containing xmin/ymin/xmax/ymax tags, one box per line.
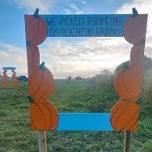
<box><xmin>40</xmin><ymin>14</ymin><xmax>130</xmax><ymax>37</ymax></box>
<box><xmin>3</xmin><ymin>67</ymin><xmax>16</xmax><ymax>70</ymax></box>
<box><xmin>57</xmin><ymin>113</ymin><xmax>112</xmax><ymax>131</ymax></box>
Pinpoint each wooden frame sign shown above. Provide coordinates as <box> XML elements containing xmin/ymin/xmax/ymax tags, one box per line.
<box><xmin>25</xmin><ymin>8</ymin><xmax>147</xmax><ymax>132</ymax></box>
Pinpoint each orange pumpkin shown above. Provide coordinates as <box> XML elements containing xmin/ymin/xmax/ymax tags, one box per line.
<box><xmin>110</xmin><ymin>99</ymin><xmax>139</xmax><ymax>132</ymax></box>
<box><xmin>30</xmin><ymin>101</ymin><xmax>58</xmax><ymax>130</ymax></box>
<box><xmin>27</xmin><ymin>45</ymin><xmax>40</xmax><ymax>76</ymax></box>
<box><xmin>114</xmin><ymin>64</ymin><xmax>143</xmax><ymax>100</ymax></box>
<box><xmin>2</xmin><ymin>71</ymin><xmax>8</xmax><ymax>88</ymax></box>
<box><xmin>29</xmin><ymin>63</ymin><xmax>54</xmax><ymax>101</ymax></box>
<box><xmin>12</xmin><ymin>71</ymin><xmax>18</xmax><ymax>88</ymax></box>
<box><xmin>124</xmin><ymin>15</ymin><xmax>147</xmax><ymax>44</ymax></box>
<box><xmin>130</xmin><ymin>45</ymin><xmax>145</xmax><ymax>66</ymax></box>
<box><xmin>25</xmin><ymin>15</ymin><xmax>47</xmax><ymax>45</ymax></box>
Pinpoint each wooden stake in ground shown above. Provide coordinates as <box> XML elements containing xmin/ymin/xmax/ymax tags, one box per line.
<box><xmin>123</xmin><ymin>131</ymin><xmax>132</xmax><ymax>152</ymax></box>
<box><xmin>38</xmin><ymin>131</ymin><xmax>47</xmax><ymax>152</ymax></box>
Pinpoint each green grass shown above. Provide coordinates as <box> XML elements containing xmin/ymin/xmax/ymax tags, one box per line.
<box><xmin>0</xmin><ymin>80</ymin><xmax>152</xmax><ymax>152</ymax></box>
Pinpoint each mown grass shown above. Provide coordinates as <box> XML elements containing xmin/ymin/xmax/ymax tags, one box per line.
<box><xmin>0</xmin><ymin>79</ymin><xmax>152</xmax><ymax>152</ymax></box>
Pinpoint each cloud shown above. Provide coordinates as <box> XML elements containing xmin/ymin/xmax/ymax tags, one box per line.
<box><xmin>39</xmin><ymin>37</ymin><xmax>131</xmax><ymax>78</ymax></box>
<box><xmin>116</xmin><ymin>0</ymin><xmax>152</xmax><ymax>56</ymax></box>
<box><xmin>40</xmin><ymin>0</ymin><xmax>152</xmax><ymax>79</ymax></box>
<box><xmin>0</xmin><ymin>42</ymin><xmax>27</xmax><ymax>76</ymax></box>
<box><xmin>1</xmin><ymin>0</ymin><xmax>151</xmax><ymax>79</ymax></box>
<box><xmin>64</xmin><ymin>0</ymin><xmax>88</xmax><ymax>14</ymax></box>
<box><xmin>64</xmin><ymin>3</ymin><xmax>84</xmax><ymax>14</ymax></box>
<box><xmin>14</xmin><ymin>0</ymin><xmax>52</xmax><ymax>13</ymax></box>
<box><xmin>80</xmin><ymin>0</ymin><xmax>87</xmax><ymax>5</ymax></box>
<box><xmin>0</xmin><ymin>38</ymin><xmax>132</xmax><ymax>79</ymax></box>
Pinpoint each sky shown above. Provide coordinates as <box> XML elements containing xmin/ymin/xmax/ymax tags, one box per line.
<box><xmin>0</xmin><ymin>0</ymin><xmax>151</xmax><ymax>78</ymax></box>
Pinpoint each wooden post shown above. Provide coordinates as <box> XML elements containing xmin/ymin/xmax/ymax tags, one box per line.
<box><xmin>38</xmin><ymin>131</ymin><xmax>47</xmax><ymax>152</ymax></box>
<box><xmin>123</xmin><ymin>131</ymin><xmax>132</xmax><ymax>152</ymax></box>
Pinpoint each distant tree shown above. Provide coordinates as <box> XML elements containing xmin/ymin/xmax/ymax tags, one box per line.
<box><xmin>89</xmin><ymin>69</ymin><xmax>113</xmax><ymax>89</ymax></box>
<box><xmin>115</xmin><ymin>56</ymin><xmax>152</xmax><ymax>73</ymax></box>
<box><xmin>115</xmin><ymin>61</ymin><xmax>129</xmax><ymax>73</ymax></box>
<box><xmin>67</xmin><ymin>75</ymin><xmax>72</xmax><ymax>84</ymax></box>
<box><xmin>144</xmin><ymin>56</ymin><xmax>152</xmax><ymax>70</ymax></box>
<box><xmin>101</xmin><ymin>69</ymin><xmax>112</xmax><ymax>76</ymax></box>
<box><xmin>75</xmin><ymin>76</ymin><xmax>82</xmax><ymax>80</ymax></box>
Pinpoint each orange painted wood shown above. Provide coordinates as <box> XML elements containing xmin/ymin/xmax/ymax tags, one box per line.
<box><xmin>25</xmin><ymin>15</ymin><xmax>58</xmax><ymax>130</ymax></box>
<box><xmin>111</xmin><ymin>99</ymin><xmax>139</xmax><ymax>132</ymax></box>
<box><xmin>25</xmin><ymin>15</ymin><xmax>47</xmax><ymax>45</ymax></box>
<box><xmin>27</xmin><ymin>45</ymin><xmax>40</xmax><ymax>77</ymax></box>
<box><xmin>124</xmin><ymin>15</ymin><xmax>147</xmax><ymax>45</ymax></box>
<box><xmin>12</xmin><ymin>71</ymin><xmax>18</xmax><ymax>88</ymax></box>
<box><xmin>30</xmin><ymin>101</ymin><xmax>58</xmax><ymax>130</ymax></box>
<box><xmin>111</xmin><ymin>15</ymin><xmax>147</xmax><ymax>133</ymax></box>
<box><xmin>130</xmin><ymin>45</ymin><xmax>145</xmax><ymax>66</ymax></box>
<box><xmin>2</xmin><ymin>71</ymin><xmax>8</xmax><ymax>88</ymax></box>
<box><xmin>114</xmin><ymin>65</ymin><xmax>143</xmax><ymax>100</ymax></box>
<box><xmin>29</xmin><ymin>66</ymin><xmax>54</xmax><ymax>101</ymax></box>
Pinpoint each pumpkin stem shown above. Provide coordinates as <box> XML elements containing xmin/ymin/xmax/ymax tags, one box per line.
<box><xmin>27</xmin><ymin>96</ymin><xmax>33</xmax><ymax>103</ymax></box>
<box><xmin>33</xmin><ymin>8</ymin><xmax>39</xmax><ymax>18</ymax></box>
<box><xmin>39</xmin><ymin>61</ymin><xmax>45</xmax><ymax>70</ymax></box>
<box><xmin>132</xmin><ymin>8</ymin><xmax>138</xmax><ymax>17</ymax></box>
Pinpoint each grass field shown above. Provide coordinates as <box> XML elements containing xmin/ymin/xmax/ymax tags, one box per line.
<box><xmin>0</xmin><ymin>79</ymin><xmax>152</xmax><ymax>152</ymax></box>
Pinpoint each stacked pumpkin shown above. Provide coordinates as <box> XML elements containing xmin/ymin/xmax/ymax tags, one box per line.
<box><xmin>12</xmin><ymin>71</ymin><xmax>18</xmax><ymax>89</ymax></box>
<box><xmin>25</xmin><ymin>13</ymin><xmax>58</xmax><ymax>130</ymax></box>
<box><xmin>2</xmin><ymin>71</ymin><xmax>8</xmax><ymax>88</ymax></box>
<box><xmin>110</xmin><ymin>15</ymin><xmax>147</xmax><ymax>132</ymax></box>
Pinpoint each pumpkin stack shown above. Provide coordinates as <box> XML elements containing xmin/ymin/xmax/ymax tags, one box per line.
<box><xmin>2</xmin><ymin>71</ymin><xmax>8</xmax><ymax>88</ymax></box>
<box><xmin>25</xmin><ymin>12</ymin><xmax>58</xmax><ymax>130</ymax></box>
<box><xmin>12</xmin><ymin>71</ymin><xmax>18</xmax><ymax>89</ymax></box>
<box><xmin>111</xmin><ymin>14</ymin><xmax>147</xmax><ymax>132</ymax></box>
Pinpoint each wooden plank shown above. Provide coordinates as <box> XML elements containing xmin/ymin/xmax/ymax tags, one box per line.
<box><xmin>38</xmin><ymin>131</ymin><xmax>47</xmax><ymax>152</ymax></box>
<box><xmin>39</xmin><ymin>14</ymin><xmax>131</xmax><ymax>37</ymax></box>
<box><xmin>123</xmin><ymin>131</ymin><xmax>132</xmax><ymax>152</ymax></box>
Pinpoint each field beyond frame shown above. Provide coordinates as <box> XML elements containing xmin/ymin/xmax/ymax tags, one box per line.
<box><xmin>0</xmin><ymin>79</ymin><xmax>152</xmax><ymax>152</ymax></box>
